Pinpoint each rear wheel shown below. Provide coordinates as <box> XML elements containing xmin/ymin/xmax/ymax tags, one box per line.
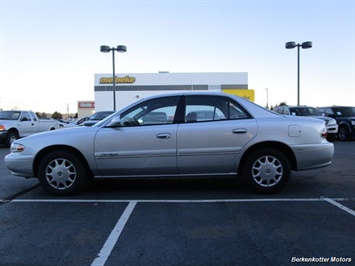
<box><xmin>38</xmin><ymin>151</ymin><xmax>88</xmax><ymax>196</ymax></box>
<box><xmin>338</xmin><ymin>126</ymin><xmax>351</xmax><ymax>141</ymax></box>
<box><xmin>243</xmin><ymin>148</ymin><xmax>291</xmax><ymax>194</ymax></box>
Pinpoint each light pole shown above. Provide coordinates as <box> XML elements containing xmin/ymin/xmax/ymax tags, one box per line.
<box><xmin>265</xmin><ymin>88</ymin><xmax>269</xmax><ymax>109</ymax></box>
<box><xmin>285</xmin><ymin>41</ymin><xmax>312</xmax><ymax>106</ymax></box>
<box><xmin>100</xmin><ymin>45</ymin><xmax>127</xmax><ymax>111</ymax></box>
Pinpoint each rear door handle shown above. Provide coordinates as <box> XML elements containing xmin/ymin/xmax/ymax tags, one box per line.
<box><xmin>156</xmin><ymin>133</ymin><xmax>171</xmax><ymax>139</ymax></box>
<box><xmin>232</xmin><ymin>128</ymin><xmax>247</xmax><ymax>134</ymax></box>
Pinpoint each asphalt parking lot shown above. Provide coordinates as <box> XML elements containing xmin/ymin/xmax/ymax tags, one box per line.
<box><xmin>0</xmin><ymin>142</ymin><xmax>354</xmax><ymax>266</ymax></box>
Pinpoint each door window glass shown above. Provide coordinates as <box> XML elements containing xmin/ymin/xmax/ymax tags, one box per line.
<box><xmin>120</xmin><ymin>96</ymin><xmax>179</xmax><ymax>126</ymax></box>
<box><xmin>185</xmin><ymin>95</ymin><xmax>251</xmax><ymax>122</ymax></box>
<box><xmin>20</xmin><ymin>112</ymin><xmax>31</xmax><ymax>122</ymax></box>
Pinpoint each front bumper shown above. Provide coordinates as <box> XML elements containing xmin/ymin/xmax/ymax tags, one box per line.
<box><xmin>0</xmin><ymin>130</ymin><xmax>9</xmax><ymax>144</ymax></box>
<box><xmin>4</xmin><ymin>153</ymin><xmax>36</xmax><ymax>178</ymax></box>
<box><xmin>326</xmin><ymin>125</ymin><xmax>338</xmax><ymax>134</ymax></box>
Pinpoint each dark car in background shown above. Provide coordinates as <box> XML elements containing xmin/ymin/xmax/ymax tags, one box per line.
<box><xmin>82</xmin><ymin>111</ymin><xmax>115</xmax><ymax>126</ymax></box>
<box><xmin>273</xmin><ymin>105</ymin><xmax>338</xmax><ymax>141</ymax></box>
<box><xmin>317</xmin><ymin>106</ymin><xmax>355</xmax><ymax>141</ymax></box>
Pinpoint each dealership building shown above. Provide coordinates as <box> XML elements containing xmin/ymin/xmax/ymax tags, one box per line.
<box><xmin>78</xmin><ymin>72</ymin><xmax>252</xmax><ymax>117</ymax></box>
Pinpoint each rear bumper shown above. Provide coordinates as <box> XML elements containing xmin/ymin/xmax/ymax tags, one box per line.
<box><xmin>292</xmin><ymin>142</ymin><xmax>334</xmax><ymax>171</ymax></box>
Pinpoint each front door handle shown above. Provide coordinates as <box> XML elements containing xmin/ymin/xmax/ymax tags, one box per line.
<box><xmin>156</xmin><ymin>133</ymin><xmax>171</xmax><ymax>139</ymax></box>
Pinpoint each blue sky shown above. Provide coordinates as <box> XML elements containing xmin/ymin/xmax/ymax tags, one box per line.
<box><xmin>0</xmin><ymin>0</ymin><xmax>354</xmax><ymax>113</ymax></box>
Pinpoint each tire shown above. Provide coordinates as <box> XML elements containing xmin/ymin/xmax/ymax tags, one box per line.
<box><xmin>38</xmin><ymin>151</ymin><xmax>88</xmax><ymax>196</ymax></box>
<box><xmin>5</xmin><ymin>131</ymin><xmax>19</xmax><ymax>147</ymax></box>
<box><xmin>338</xmin><ymin>126</ymin><xmax>350</xmax><ymax>141</ymax></box>
<box><xmin>243</xmin><ymin>148</ymin><xmax>291</xmax><ymax>194</ymax></box>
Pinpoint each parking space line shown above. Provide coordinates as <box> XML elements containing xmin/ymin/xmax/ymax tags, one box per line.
<box><xmin>9</xmin><ymin>197</ymin><xmax>351</xmax><ymax>203</ymax></box>
<box><xmin>322</xmin><ymin>197</ymin><xmax>355</xmax><ymax>217</ymax></box>
<box><xmin>91</xmin><ymin>200</ymin><xmax>137</xmax><ymax>266</ymax></box>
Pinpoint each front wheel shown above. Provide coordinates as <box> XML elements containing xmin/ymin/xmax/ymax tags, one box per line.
<box><xmin>338</xmin><ymin>126</ymin><xmax>351</xmax><ymax>141</ymax></box>
<box><xmin>5</xmin><ymin>131</ymin><xmax>19</xmax><ymax>147</ymax></box>
<box><xmin>242</xmin><ymin>148</ymin><xmax>291</xmax><ymax>194</ymax></box>
<box><xmin>38</xmin><ymin>151</ymin><xmax>88</xmax><ymax>196</ymax></box>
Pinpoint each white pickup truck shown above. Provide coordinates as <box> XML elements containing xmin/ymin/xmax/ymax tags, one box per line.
<box><xmin>0</xmin><ymin>110</ymin><xmax>60</xmax><ymax>147</ymax></box>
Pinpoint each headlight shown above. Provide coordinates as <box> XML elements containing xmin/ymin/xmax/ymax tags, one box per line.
<box><xmin>351</xmin><ymin>121</ymin><xmax>355</xmax><ymax>126</ymax></box>
<box><xmin>329</xmin><ymin>118</ymin><xmax>337</xmax><ymax>125</ymax></box>
<box><xmin>10</xmin><ymin>143</ymin><xmax>25</xmax><ymax>153</ymax></box>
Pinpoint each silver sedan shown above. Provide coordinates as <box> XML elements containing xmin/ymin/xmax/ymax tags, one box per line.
<box><xmin>4</xmin><ymin>92</ymin><xmax>334</xmax><ymax>196</ymax></box>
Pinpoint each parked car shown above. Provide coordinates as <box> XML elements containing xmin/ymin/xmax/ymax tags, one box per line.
<box><xmin>82</xmin><ymin>111</ymin><xmax>115</xmax><ymax>126</ymax></box>
<box><xmin>0</xmin><ymin>110</ymin><xmax>60</xmax><ymax>147</ymax></box>
<box><xmin>4</xmin><ymin>92</ymin><xmax>334</xmax><ymax>196</ymax></box>
<box><xmin>273</xmin><ymin>105</ymin><xmax>338</xmax><ymax>141</ymax></box>
<box><xmin>317</xmin><ymin>106</ymin><xmax>355</xmax><ymax>141</ymax></box>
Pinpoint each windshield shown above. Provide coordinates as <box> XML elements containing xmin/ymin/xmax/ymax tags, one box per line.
<box><xmin>332</xmin><ymin>107</ymin><xmax>355</xmax><ymax>117</ymax></box>
<box><xmin>0</xmin><ymin>111</ymin><xmax>21</xmax><ymax>120</ymax></box>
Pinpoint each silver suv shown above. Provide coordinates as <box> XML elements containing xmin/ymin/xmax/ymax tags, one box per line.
<box><xmin>273</xmin><ymin>105</ymin><xmax>338</xmax><ymax>141</ymax></box>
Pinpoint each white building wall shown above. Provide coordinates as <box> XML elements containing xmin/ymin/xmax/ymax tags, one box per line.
<box><xmin>94</xmin><ymin>72</ymin><xmax>248</xmax><ymax>112</ymax></box>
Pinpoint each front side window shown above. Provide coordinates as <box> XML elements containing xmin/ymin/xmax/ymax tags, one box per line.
<box><xmin>120</xmin><ymin>96</ymin><xmax>180</xmax><ymax>126</ymax></box>
<box><xmin>20</xmin><ymin>112</ymin><xmax>31</xmax><ymax>122</ymax></box>
<box><xmin>185</xmin><ymin>95</ymin><xmax>251</xmax><ymax>123</ymax></box>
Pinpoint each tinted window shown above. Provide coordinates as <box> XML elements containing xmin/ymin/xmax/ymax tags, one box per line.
<box><xmin>332</xmin><ymin>107</ymin><xmax>355</xmax><ymax>117</ymax></box>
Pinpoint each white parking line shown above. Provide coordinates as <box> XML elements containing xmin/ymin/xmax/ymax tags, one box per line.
<box><xmin>9</xmin><ymin>197</ymin><xmax>351</xmax><ymax>203</ymax></box>
<box><xmin>322</xmin><ymin>197</ymin><xmax>355</xmax><ymax>217</ymax></box>
<box><xmin>91</xmin><ymin>200</ymin><xmax>137</xmax><ymax>266</ymax></box>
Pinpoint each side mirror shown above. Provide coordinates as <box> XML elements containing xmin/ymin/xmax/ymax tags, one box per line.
<box><xmin>107</xmin><ymin>116</ymin><xmax>122</xmax><ymax>127</ymax></box>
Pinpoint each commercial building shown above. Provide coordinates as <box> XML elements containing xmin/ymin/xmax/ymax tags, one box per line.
<box><xmin>92</xmin><ymin>72</ymin><xmax>253</xmax><ymax>112</ymax></box>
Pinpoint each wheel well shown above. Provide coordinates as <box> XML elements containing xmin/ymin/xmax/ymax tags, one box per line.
<box><xmin>7</xmin><ymin>128</ymin><xmax>19</xmax><ymax>135</ymax></box>
<box><xmin>33</xmin><ymin>145</ymin><xmax>93</xmax><ymax>178</ymax></box>
<box><xmin>238</xmin><ymin>141</ymin><xmax>297</xmax><ymax>173</ymax></box>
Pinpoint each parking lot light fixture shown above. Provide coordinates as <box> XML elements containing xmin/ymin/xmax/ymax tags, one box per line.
<box><xmin>100</xmin><ymin>45</ymin><xmax>127</xmax><ymax>111</ymax></box>
<box><xmin>285</xmin><ymin>41</ymin><xmax>312</xmax><ymax>106</ymax></box>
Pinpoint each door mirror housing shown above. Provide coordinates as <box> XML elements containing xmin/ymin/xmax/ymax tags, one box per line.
<box><xmin>106</xmin><ymin>116</ymin><xmax>122</xmax><ymax>127</ymax></box>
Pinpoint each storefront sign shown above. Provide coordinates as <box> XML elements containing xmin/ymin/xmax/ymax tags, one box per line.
<box><xmin>78</xmin><ymin>101</ymin><xmax>95</xmax><ymax>108</ymax></box>
<box><xmin>100</xmin><ymin>76</ymin><xmax>136</xmax><ymax>84</ymax></box>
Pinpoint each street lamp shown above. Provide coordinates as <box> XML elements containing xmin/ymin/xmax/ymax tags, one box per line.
<box><xmin>265</xmin><ymin>88</ymin><xmax>269</xmax><ymax>109</ymax></box>
<box><xmin>285</xmin><ymin>41</ymin><xmax>312</xmax><ymax>106</ymax></box>
<box><xmin>100</xmin><ymin>45</ymin><xmax>127</xmax><ymax>111</ymax></box>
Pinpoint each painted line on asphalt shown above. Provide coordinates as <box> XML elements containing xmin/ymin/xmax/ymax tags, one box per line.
<box><xmin>91</xmin><ymin>200</ymin><xmax>137</xmax><ymax>266</ymax></box>
<box><xmin>8</xmin><ymin>197</ymin><xmax>352</xmax><ymax>203</ymax></box>
<box><xmin>322</xmin><ymin>197</ymin><xmax>355</xmax><ymax>217</ymax></box>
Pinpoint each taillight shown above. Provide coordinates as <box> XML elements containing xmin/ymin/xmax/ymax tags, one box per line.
<box><xmin>320</xmin><ymin>128</ymin><xmax>328</xmax><ymax>139</ymax></box>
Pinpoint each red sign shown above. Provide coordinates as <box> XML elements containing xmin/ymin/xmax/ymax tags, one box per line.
<box><xmin>78</xmin><ymin>101</ymin><xmax>95</xmax><ymax>108</ymax></box>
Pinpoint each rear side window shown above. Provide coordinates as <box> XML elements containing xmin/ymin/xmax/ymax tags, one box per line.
<box><xmin>184</xmin><ymin>95</ymin><xmax>251</xmax><ymax>123</ymax></box>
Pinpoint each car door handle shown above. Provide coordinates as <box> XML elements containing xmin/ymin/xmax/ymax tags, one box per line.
<box><xmin>156</xmin><ymin>133</ymin><xmax>171</xmax><ymax>139</ymax></box>
<box><xmin>232</xmin><ymin>128</ymin><xmax>247</xmax><ymax>134</ymax></box>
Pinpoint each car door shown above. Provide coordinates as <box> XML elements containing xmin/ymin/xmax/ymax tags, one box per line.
<box><xmin>177</xmin><ymin>95</ymin><xmax>257</xmax><ymax>175</ymax></box>
<box><xmin>18</xmin><ymin>111</ymin><xmax>35</xmax><ymax>137</ymax></box>
<box><xmin>94</xmin><ymin>96</ymin><xmax>180</xmax><ymax>177</ymax></box>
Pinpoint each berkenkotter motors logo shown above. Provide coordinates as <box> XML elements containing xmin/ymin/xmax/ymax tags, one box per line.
<box><xmin>291</xmin><ymin>257</ymin><xmax>352</xmax><ymax>263</ymax></box>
